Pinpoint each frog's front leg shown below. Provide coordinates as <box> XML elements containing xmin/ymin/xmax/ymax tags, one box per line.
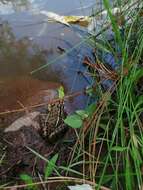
<box><xmin>48</xmin><ymin>123</ymin><xmax>68</xmax><ymax>143</ymax></box>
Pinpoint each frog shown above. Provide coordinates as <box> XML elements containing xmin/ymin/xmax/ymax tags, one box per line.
<box><xmin>39</xmin><ymin>99</ymin><xmax>68</xmax><ymax>143</ymax></box>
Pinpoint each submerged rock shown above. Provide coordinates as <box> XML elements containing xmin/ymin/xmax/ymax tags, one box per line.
<box><xmin>4</xmin><ymin>111</ymin><xmax>40</xmax><ymax>132</ymax></box>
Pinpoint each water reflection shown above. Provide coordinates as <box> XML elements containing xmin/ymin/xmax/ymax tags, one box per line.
<box><xmin>0</xmin><ymin>19</ymin><xmax>65</xmax><ymax>111</ymax></box>
<box><xmin>0</xmin><ymin>20</ymin><xmax>58</xmax><ymax>78</ymax></box>
<box><xmin>0</xmin><ymin>0</ymin><xmax>95</xmax><ymax>16</ymax></box>
<box><xmin>0</xmin><ymin>0</ymin><xmax>31</xmax><ymax>13</ymax></box>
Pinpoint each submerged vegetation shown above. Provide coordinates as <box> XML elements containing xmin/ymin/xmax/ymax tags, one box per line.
<box><xmin>1</xmin><ymin>0</ymin><xmax>143</xmax><ymax>189</ymax></box>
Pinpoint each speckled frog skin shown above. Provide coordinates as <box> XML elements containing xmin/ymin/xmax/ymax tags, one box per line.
<box><xmin>39</xmin><ymin>100</ymin><xmax>68</xmax><ymax>143</ymax></box>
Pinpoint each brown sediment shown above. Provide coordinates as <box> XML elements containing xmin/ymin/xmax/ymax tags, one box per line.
<box><xmin>0</xmin><ymin>75</ymin><xmax>61</xmax><ymax>112</ymax></box>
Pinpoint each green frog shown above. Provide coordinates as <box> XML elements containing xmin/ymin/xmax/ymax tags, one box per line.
<box><xmin>39</xmin><ymin>100</ymin><xmax>68</xmax><ymax>143</ymax></box>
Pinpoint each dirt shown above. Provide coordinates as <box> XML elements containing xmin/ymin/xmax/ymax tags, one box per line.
<box><xmin>0</xmin><ymin>125</ymin><xmax>73</xmax><ymax>186</ymax></box>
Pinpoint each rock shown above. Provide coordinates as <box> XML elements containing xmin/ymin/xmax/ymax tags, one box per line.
<box><xmin>4</xmin><ymin>111</ymin><xmax>40</xmax><ymax>132</ymax></box>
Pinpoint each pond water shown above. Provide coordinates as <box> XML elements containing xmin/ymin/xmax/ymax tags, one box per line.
<box><xmin>0</xmin><ymin>0</ymin><xmax>97</xmax><ymax>113</ymax></box>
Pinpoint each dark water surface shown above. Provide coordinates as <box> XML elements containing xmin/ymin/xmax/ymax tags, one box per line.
<box><xmin>0</xmin><ymin>0</ymin><xmax>95</xmax><ymax>112</ymax></box>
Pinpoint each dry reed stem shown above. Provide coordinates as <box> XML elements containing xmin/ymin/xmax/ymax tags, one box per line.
<box><xmin>2</xmin><ymin>176</ymin><xmax>111</xmax><ymax>190</ymax></box>
<box><xmin>0</xmin><ymin>91</ymin><xmax>83</xmax><ymax>116</ymax></box>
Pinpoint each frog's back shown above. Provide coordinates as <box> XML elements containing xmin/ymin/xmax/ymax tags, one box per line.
<box><xmin>39</xmin><ymin>100</ymin><xmax>68</xmax><ymax>143</ymax></box>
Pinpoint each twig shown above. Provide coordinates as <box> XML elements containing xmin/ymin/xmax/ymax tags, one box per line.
<box><xmin>0</xmin><ymin>91</ymin><xmax>83</xmax><ymax>116</ymax></box>
<box><xmin>3</xmin><ymin>176</ymin><xmax>111</xmax><ymax>190</ymax></box>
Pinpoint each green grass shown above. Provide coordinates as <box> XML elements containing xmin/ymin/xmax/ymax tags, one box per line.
<box><xmin>65</xmin><ymin>1</ymin><xmax>143</xmax><ymax>189</ymax></box>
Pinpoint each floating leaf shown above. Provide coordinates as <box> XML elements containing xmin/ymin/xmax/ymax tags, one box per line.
<box><xmin>45</xmin><ymin>153</ymin><xmax>58</xmax><ymax>180</ymax></box>
<box><xmin>64</xmin><ymin>114</ymin><xmax>83</xmax><ymax>128</ymax></box>
<box><xmin>39</xmin><ymin>11</ymin><xmax>90</xmax><ymax>27</ymax></box>
<box><xmin>64</xmin><ymin>16</ymin><xmax>90</xmax><ymax>26</ymax></box>
<box><xmin>40</xmin><ymin>10</ymin><xmax>70</xmax><ymax>26</ymax></box>
<box><xmin>58</xmin><ymin>86</ymin><xmax>65</xmax><ymax>99</ymax></box>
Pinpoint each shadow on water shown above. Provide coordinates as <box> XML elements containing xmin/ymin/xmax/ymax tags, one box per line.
<box><xmin>0</xmin><ymin>0</ymin><xmax>95</xmax><ymax>113</ymax></box>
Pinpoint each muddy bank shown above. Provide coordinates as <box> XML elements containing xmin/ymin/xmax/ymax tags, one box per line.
<box><xmin>0</xmin><ymin>125</ymin><xmax>74</xmax><ymax>187</ymax></box>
